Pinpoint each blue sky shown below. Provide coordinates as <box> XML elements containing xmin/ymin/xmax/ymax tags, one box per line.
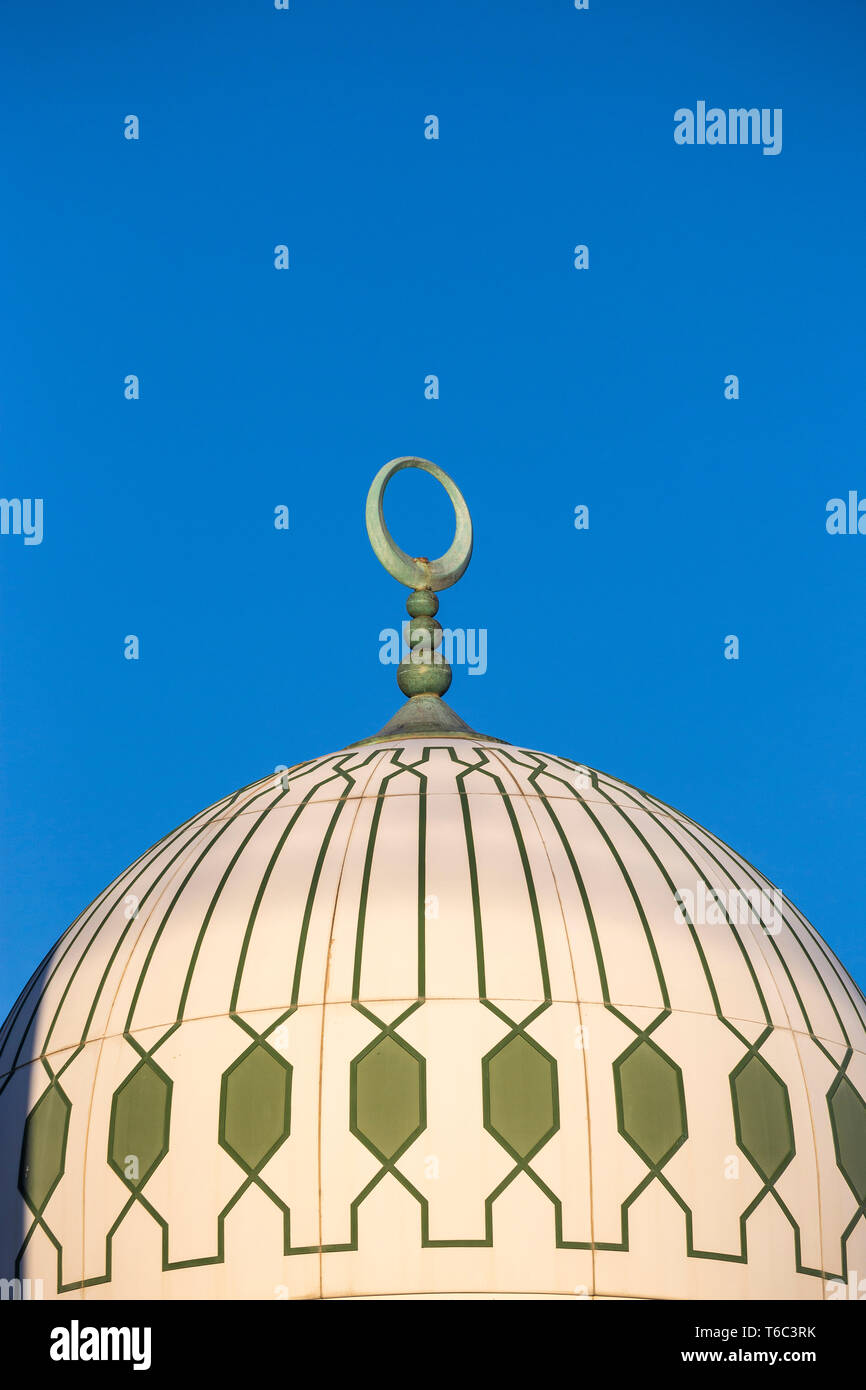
<box><xmin>1</xmin><ymin>0</ymin><xmax>865</xmax><ymax>1014</ymax></box>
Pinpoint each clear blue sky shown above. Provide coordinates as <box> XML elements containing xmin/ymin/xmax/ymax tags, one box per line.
<box><xmin>1</xmin><ymin>0</ymin><xmax>865</xmax><ymax>1015</ymax></box>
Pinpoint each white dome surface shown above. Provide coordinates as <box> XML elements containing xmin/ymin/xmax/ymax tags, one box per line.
<box><xmin>2</xmin><ymin>735</ymin><xmax>865</xmax><ymax>1300</ymax></box>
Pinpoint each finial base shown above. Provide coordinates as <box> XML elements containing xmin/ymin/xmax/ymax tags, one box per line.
<box><xmin>350</xmin><ymin>694</ymin><xmax>504</xmax><ymax>746</ymax></box>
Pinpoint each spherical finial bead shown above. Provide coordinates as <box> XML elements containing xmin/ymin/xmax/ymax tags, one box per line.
<box><xmin>397</xmin><ymin>659</ymin><xmax>452</xmax><ymax>698</ymax></box>
<box><xmin>397</xmin><ymin>609</ymin><xmax>452</xmax><ymax>697</ymax></box>
<box><xmin>406</xmin><ymin>589</ymin><xmax>439</xmax><ymax>618</ymax></box>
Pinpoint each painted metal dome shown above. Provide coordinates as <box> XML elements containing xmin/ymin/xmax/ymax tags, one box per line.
<box><xmin>1</xmin><ymin>459</ymin><xmax>864</xmax><ymax>1300</ymax></box>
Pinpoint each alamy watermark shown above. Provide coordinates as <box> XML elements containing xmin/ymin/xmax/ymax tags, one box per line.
<box><xmin>674</xmin><ymin>103</ymin><xmax>782</xmax><ymax>156</ymax></box>
<box><xmin>0</xmin><ymin>498</ymin><xmax>43</xmax><ymax>545</ymax></box>
<box><xmin>0</xmin><ymin>1276</ymin><xmax>44</xmax><ymax>1300</ymax></box>
<box><xmin>379</xmin><ymin>622</ymin><xmax>487</xmax><ymax>676</ymax></box>
<box><xmin>674</xmin><ymin>883</ymin><xmax>786</xmax><ymax>933</ymax></box>
<box><xmin>826</xmin><ymin>1271</ymin><xmax>866</xmax><ymax>1300</ymax></box>
<box><xmin>50</xmin><ymin>1320</ymin><xmax>151</xmax><ymax>1371</ymax></box>
<box><xmin>826</xmin><ymin>492</ymin><xmax>866</xmax><ymax>535</ymax></box>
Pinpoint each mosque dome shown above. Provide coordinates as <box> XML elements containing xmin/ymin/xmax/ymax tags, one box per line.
<box><xmin>1</xmin><ymin>458</ymin><xmax>864</xmax><ymax>1301</ymax></box>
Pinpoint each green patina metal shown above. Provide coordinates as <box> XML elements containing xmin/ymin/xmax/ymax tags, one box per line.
<box><xmin>365</xmin><ymin>455</ymin><xmax>473</xmax><ymax>592</ymax></box>
<box><xmin>356</xmin><ymin>455</ymin><xmax>502</xmax><ymax>745</ymax></box>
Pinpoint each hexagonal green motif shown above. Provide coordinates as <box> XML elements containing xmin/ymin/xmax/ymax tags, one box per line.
<box><xmin>351</xmin><ymin>1034</ymin><xmax>425</xmax><ymax>1162</ymax></box>
<box><xmin>109</xmin><ymin>1059</ymin><xmax>172</xmax><ymax>1188</ymax></box>
<box><xmin>614</xmin><ymin>1038</ymin><xmax>687</xmax><ymax>1168</ymax></box>
<box><xmin>828</xmin><ymin>1073</ymin><xmax>866</xmax><ymax>1203</ymax></box>
<box><xmin>731</xmin><ymin>1052</ymin><xmax>794</xmax><ymax>1184</ymax></box>
<box><xmin>484</xmin><ymin>1033</ymin><xmax>559</xmax><ymax>1162</ymax></box>
<box><xmin>18</xmin><ymin>1081</ymin><xmax>71</xmax><ymax>1213</ymax></box>
<box><xmin>220</xmin><ymin>1042</ymin><xmax>292</xmax><ymax>1173</ymax></box>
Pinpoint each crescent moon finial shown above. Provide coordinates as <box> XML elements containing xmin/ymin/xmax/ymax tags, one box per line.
<box><xmin>365</xmin><ymin>456</ymin><xmax>473</xmax><ymax>593</ymax></box>
<box><xmin>355</xmin><ymin>456</ymin><xmax>499</xmax><ymax>745</ymax></box>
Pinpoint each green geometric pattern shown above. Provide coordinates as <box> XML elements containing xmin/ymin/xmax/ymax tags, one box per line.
<box><xmin>614</xmin><ymin>1037</ymin><xmax>687</xmax><ymax>1169</ymax></box>
<box><xmin>4</xmin><ymin>742</ymin><xmax>866</xmax><ymax>1296</ymax></box>
<box><xmin>827</xmin><ymin>1073</ymin><xmax>866</xmax><ymax>1203</ymax></box>
<box><xmin>730</xmin><ymin>1053</ymin><xmax>795</xmax><ymax>1185</ymax></box>
<box><xmin>351</xmin><ymin>1033</ymin><xmax>425</xmax><ymax>1163</ymax></box>
<box><xmin>219</xmin><ymin>1042</ymin><xmax>292</xmax><ymax>1173</ymax></box>
<box><xmin>109</xmin><ymin>1058</ymin><xmax>172</xmax><ymax>1189</ymax></box>
<box><xmin>484</xmin><ymin>1033</ymin><xmax>558</xmax><ymax>1162</ymax></box>
<box><xmin>18</xmin><ymin>1081</ymin><xmax>71</xmax><ymax>1214</ymax></box>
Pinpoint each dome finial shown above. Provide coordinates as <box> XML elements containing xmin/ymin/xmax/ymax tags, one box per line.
<box><xmin>366</xmin><ymin>456</ymin><xmax>473</xmax><ymax>703</ymax></box>
<box><xmin>357</xmin><ymin>456</ymin><xmax>497</xmax><ymax>744</ymax></box>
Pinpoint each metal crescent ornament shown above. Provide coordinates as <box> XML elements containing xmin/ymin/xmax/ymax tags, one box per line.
<box><xmin>365</xmin><ymin>456</ymin><xmax>473</xmax><ymax>591</ymax></box>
